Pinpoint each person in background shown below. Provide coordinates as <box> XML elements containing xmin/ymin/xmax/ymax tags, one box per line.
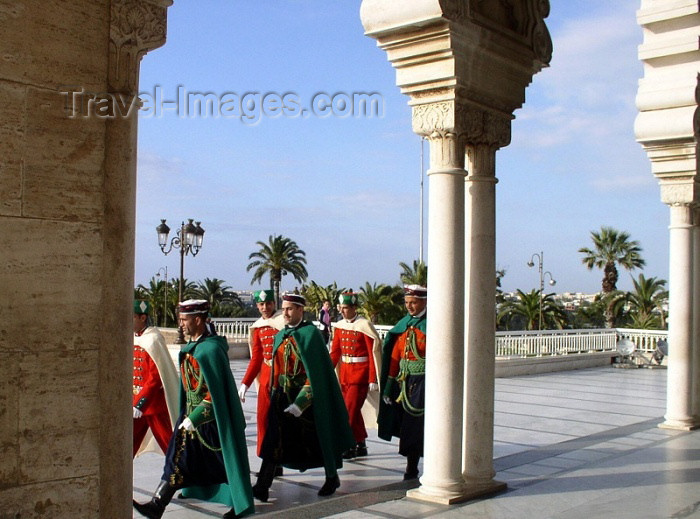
<box><xmin>319</xmin><ymin>299</ymin><xmax>332</xmax><ymax>344</ymax></box>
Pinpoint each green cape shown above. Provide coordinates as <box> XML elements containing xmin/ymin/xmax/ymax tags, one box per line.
<box><xmin>272</xmin><ymin>321</ymin><xmax>355</xmax><ymax>473</ymax></box>
<box><xmin>377</xmin><ymin>313</ymin><xmax>427</xmax><ymax>442</ymax></box>
<box><xmin>178</xmin><ymin>335</ymin><xmax>254</xmax><ymax>517</ymax></box>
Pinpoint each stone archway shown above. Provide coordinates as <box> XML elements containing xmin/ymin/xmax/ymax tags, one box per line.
<box><xmin>3</xmin><ymin>1</ymin><xmax>699</xmax><ymax>516</ymax></box>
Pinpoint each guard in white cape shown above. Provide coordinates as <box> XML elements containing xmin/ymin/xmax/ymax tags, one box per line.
<box><xmin>329</xmin><ymin>292</ymin><xmax>382</xmax><ymax>459</ymax></box>
<box><xmin>238</xmin><ymin>289</ymin><xmax>285</xmax><ymax>457</ymax></box>
<box><xmin>133</xmin><ymin>300</ymin><xmax>179</xmax><ymax>457</ymax></box>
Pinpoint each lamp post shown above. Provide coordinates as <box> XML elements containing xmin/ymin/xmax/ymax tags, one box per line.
<box><xmin>156</xmin><ymin>218</ymin><xmax>205</xmax><ymax>343</ymax></box>
<box><xmin>527</xmin><ymin>251</ymin><xmax>556</xmax><ymax>330</ymax></box>
<box><xmin>155</xmin><ymin>266</ymin><xmax>168</xmax><ymax>327</ymax></box>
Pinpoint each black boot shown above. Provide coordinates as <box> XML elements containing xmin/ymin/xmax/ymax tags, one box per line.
<box><xmin>342</xmin><ymin>446</ymin><xmax>356</xmax><ymax>459</ymax></box>
<box><xmin>252</xmin><ymin>460</ymin><xmax>276</xmax><ymax>502</ymax></box>
<box><xmin>403</xmin><ymin>453</ymin><xmax>420</xmax><ymax>480</ymax></box>
<box><xmin>355</xmin><ymin>441</ymin><xmax>368</xmax><ymax>457</ymax></box>
<box><xmin>318</xmin><ymin>474</ymin><xmax>340</xmax><ymax>496</ymax></box>
<box><xmin>133</xmin><ymin>480</ymin><xmax>177</xmax><ymax>519</ymax></box>
<box><xmin>222</xmin><ymin>509</ymin><xmax>240</xmax><ymax>519</ymax></box>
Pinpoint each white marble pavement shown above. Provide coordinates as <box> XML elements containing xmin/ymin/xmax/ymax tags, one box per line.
<box><xmin>134</xmin><ymin>362</ymin><xmax>700</xmax><ymax>518</ymax></box>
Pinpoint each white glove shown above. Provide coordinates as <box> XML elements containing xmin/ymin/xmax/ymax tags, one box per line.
<box><xmin>133</xmin><ymin>407</ymin><xmax>143</xmax><ymax>419</ymax></box>
<box><xmin>382</xmin><ymin>396</ymin><xmax>392</xmax><ymax>405</ymax></box>
<box><xmin>284</xmin><ymin>403</ymin><xmax>302</xmax><ymax>417</ymax></box>
<box><xmin>179</xmin><ymin>417</ymin><xmax>195</xmax><ymax>431</ymax></box>
<box><xmin>238</xmin><ymin>383</ymin><xmax>248</xmax><ymax>402</ymax></box>
<box><xmin>369</xmin><ymin>383</ymin><xmax>379</xmax><ymax>392</ymax></box>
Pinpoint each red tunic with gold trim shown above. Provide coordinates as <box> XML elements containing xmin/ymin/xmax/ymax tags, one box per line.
<box><xmin>242</xmin><ymin>312</ymin><xmax>284</xmax><ymax>456</ymax></box>
<box><xmin>329</xmin><ymin>316</ymin><xmax>381</xmax><ymax>442</ymax></box>
<box><xmin>133</xmin><ymin>330</ymin><xmax>175</xmax><ymax>457</ymax></box>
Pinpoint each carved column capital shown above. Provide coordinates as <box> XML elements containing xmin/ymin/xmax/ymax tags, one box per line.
<box><xmin>412</xmin><ymin>101</ymin><xmax>512</xmax><ymax>150</ymax></box>
<box><xmin>109</xmin><ymin>0</ymin><xmax>173</xmax><ymax>94</ymax></box>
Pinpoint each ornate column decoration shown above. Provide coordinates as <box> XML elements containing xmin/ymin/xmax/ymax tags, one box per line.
<box><xmin>100</xmin><ymin>0</ymin><xmax>173</xmax><ymax>514</ymax></box>
<box><xmin>109</xmin><ymin>0</ymin><xmax>173</xmax><ymax>95</ymax></box>
<box><xmin>635</xmin><ymin>1</ymin><xmax>700</xmax><ymax>430</ymax></box>
<box><xmin>362</xmin><ymin>0</ymin><xmax>551</xmax><ymax>506</ymax></box>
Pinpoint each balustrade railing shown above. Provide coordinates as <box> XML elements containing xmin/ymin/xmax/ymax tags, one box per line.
<box><xmin>211</xmin><ymin>317</ymin><xmax>256</xmax><ymax>341</ymax></box>
<box><xmin>208</xmin><ymin>318</ymin><xmax>667</xmax><ymax>358</ymax></box>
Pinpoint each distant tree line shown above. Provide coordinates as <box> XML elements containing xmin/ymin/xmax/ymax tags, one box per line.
<box><xmin>135</xmin><ymin>227</ymin><xmax>668</xmax><ymax>331</ymax></box>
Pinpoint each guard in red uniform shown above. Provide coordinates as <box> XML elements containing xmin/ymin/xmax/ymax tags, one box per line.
<box><xmin>330</xmin><ymin>292</ymin><xmax>382</xmax><ymax>459</ymax></box>
<box><xmin>133</xmin><ymin>300</ymin><xmax>179</xmax><ymax>457</ymax></box>
<box><xmin>238</xmin><ymin>289</ymin><xmax>284</xmax><ymax>456</ymax></box>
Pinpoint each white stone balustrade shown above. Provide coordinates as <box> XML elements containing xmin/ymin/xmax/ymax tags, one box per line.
<box><xmin>209</xmin><ymin>318</ymin><xmax>667</xmax><ymax>358</ymax></box>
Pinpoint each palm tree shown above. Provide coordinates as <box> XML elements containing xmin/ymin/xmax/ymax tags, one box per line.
<box><xmin>135</xmin><ymin>277</ymin><xmax>167</xmax><ymax>326</ymax></box>
<box><xmin>399</xmin><ymin>260</ymin><xmax>427</xmax><ymax>286</ymax></box>
<box><xmin>301</xmin><ymin>281</ymin><xmax>346</xmax><ymax>320</ymax></box>
<box><xmin>359</xmin><ymin>282</ymin><xmax>404</xmax><ymax>325</ymax></box>
<box><xmin>193</xmin><ymin>277</ymin><xmax>242</xmax><ymax>317</ymax></box>
<box><xmin>135</xmin><ymin>276</ymin><xmax>198</xmax><ymax>326</ymax></box>
<box><xmin>579</xmin><ymin>227</ymin><xmax>645</xmax><ymax>327</ymax></box>
<box><xmin>497</xmin><ymin>289</ymin><xmax>567</xmax><ymax>331</ymax></box>
<box><xmin>495</xmin><ymin>268</ymin><xmax>507</xmax><ymax>304</ymax></box>
<box><xmin>579</xmin><ymin>227</ymin><xmax>645</xmax><ymax>293</ymax></box>
<box><xmin>626</xmin><ymin>274</ymin><xmax>668</xmax><ymax>329</ymax></box>
<box><xmin>246</xmin><ymin>235</ymin><xmax>308</xmax><ymax>304</ymax></box>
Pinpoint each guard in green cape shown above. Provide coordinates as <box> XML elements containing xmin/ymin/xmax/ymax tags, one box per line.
<box><xmin>133</xmin><ymin>300</ymin><xmax>254</xmax><ymax>519</ymax></box>
<box><xmin>377</xmin><ymin>284</ymin><xmax>427</xmax><ymax>481</ymax></box>
<box><xmin>252</xmin><ymin>292</ymin><xmax>355</xmax><ymax>502</ymax></box>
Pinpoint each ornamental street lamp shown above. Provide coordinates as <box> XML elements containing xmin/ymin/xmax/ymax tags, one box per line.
<box><xmin>155</xmin><ymin>266</ymin><xmax>168</xmax><ymax>327</ymax></box>
<box><xmin>156</xmin><ymin>218</ymin><xmax>205</xmax><ymax>343</ymax></box>
<box><xmin>527</xmin><ymin>251</ymin><xmax>556</xmax><ymax>331</ymax></box>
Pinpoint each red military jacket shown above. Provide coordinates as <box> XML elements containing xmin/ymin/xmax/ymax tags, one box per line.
<box><xmin>330</xmin><ymin>315</ymin><xmax>381</xmax><ymax>385</ymax></box>
<box><xmin>386</xmin><ymin>325</ymin><xmax>427</xmax><ymax>379</ymax></box>
<box><xmin>242</xmin><ymin>325</ymin><xmax>279</xmax><ymax>387</ymax></box>
<box><xmin>133</xmin><ymin>342</ymin><xmax>168</xmax><ymax>416</ymax></box>
<box><xmin>242</xmin><ymin>312</ymin><xmax>284</xmax><ymax>387</ymax></box>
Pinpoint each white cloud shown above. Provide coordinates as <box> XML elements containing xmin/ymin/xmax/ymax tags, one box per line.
<box><xmin>137</xmin><ymin>151</ymin><xmax>187</xmax><ymax>183</ymax></box>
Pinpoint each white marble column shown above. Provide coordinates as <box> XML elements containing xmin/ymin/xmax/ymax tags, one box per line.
<box><xmin>408</xmin><ymin>130</ymin><xmax>467</xmax><ymax>503</ymax></box>
<box><xmin>661</xmin><ymin>204</ymin><xmax>697</xmax><ymax>430</ymax></box>
<box><xmin>360</xmin><ymin>0</ymin><xmax>551</xmax><ymax>507</ymax></box>
<box><xmin>692</xmin><ymin>208</ymin><xmax>700</xmax><ymax>423</ymax></box>
<box><xmin>463</xmin><ymin>144</ymin><xmax>502</xmax><ymax>487</ymax></box>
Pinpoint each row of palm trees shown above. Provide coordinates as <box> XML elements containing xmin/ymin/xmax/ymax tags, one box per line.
<box><xmin>135</xmin><ymin>227</ymin><xmax>668</xmax><ymax>330</ymax></box>
<box><xmin>135</xmin><ymin>277</ymin><xmax>245</xmax><ymax>326</ymax></box>
<box><xmin>498</xmin><ymin>273</ymin><xmax>668</xmax><ymax>331</ymax></box>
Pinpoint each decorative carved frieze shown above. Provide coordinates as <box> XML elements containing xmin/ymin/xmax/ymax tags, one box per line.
<box><xmin>412</xmin><ymin>101</ymin><xmax>511</xmax><ymax>149</ymax></box>
<box><xmin>109</xmin><ymin>0</ymin><xmax>172</xmax><ymax>94</ymax></box>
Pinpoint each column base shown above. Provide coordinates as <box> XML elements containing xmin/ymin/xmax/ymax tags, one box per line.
<box><xmin>406</xmin><ymin>479</ymin><xmax>506</xmax><ymax>505</ymax></box>
<box><xmin>659</xmin><ymin>420</ymin><xmax>700</xmax><ymax>431</ymax></box>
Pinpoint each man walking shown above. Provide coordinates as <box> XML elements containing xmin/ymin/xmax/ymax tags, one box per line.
<box><xmin>132</xmin><ymin>300</ymin><xmax>179</xmax><ymax>457</ymax></box>
<box><xmin>330</xmin><ymin>292</ymin><xmax>381</xmax><ymax>459</ymax></box>
<box><xmin>252</xmin><ymin>293</ymin><xmax>354</xmax><ymax>501</ymax></box>
<box><xmin>133</xmin><ymin>300</ymin><xmax>254</xmax><ymax>519</ymax></box>
<box><xmin>377</xmin><ymin>285</ymin><xmax>427</xmax><ymax>481</ymax></box>
<box><xmin>238</xmin><ymin>289</ymin><xmax>284</xmax><ymax>458</ymax></box>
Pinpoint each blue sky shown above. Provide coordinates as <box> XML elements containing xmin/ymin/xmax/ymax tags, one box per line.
<box><xmin>135</xmin><ymin>0</ymin><xmax>668</xmax><ymax>296</ymax></box>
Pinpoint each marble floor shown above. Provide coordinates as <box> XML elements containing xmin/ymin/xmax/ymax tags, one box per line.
<box><xmin>133</xmin><ymin>362</ymin><xmax>700</xmax><ymax>518</ymax></box>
